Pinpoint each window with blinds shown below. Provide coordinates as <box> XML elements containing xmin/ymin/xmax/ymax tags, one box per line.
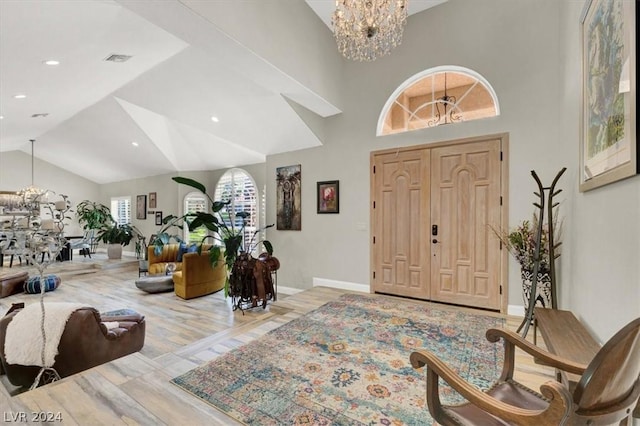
<box><xmin>214</xmin><ymin>168</ymin><xmax>258</xmax><ymax>251</ymax></box>
<box><xmin>184</xmin><ymin>192</ymin><xmax>208</xmax><ymax>243</ymax></box>
<box><xmin>110</xmin><ymin>197</ymin><xmax>131</xmax><ymax>225</ymax></box>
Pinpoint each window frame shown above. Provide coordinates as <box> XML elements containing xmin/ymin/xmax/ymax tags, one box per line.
<box><xmin>110</xmin><ymin>196</ymin><xmax>131</xmax><ymax>226</ymax></box>
<box><xmin>377</xmin><ymin>65</ymin><xmax>500</xmax><ymax>136</ymax></box>
<box><xmin>214</xmin><ymin>168</ymin><xmax>259</xmax><ymax>252</ymax></box>
<box><xmin>183</xmin><ymin>191</ymin><xmax>209</xmax><ymax>244</ymax></box>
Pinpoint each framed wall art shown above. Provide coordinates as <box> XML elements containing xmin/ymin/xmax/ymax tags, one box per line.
<box><xmin>580</xmin><ymin>0</ymin><xmax>637</xmax><ymax>191</ymax></box>
<box><xmin>276</xmin><ymin>164</ymin><xmax>301</xmax><ymax>230</ymax></box>
<box><xmin>136</xmin><ymin>195</ymin><xmax>147</xmax><ymax>220</ymax></box>
<box><xmin>317</xmin><ymin>180</ymin><xmax>339</xmax><ymax>214</ymax></box>
<box><xmin>149</xmin><ymin>192</ymin><xmax>157</xmax><ymax>209</ymax></box>
<box><xmin>155</xmin><ymin>211</ymin><xmax>163</xmax><ymax>226</ymax></box>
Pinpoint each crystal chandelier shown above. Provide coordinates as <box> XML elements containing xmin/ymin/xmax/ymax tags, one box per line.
<box><xmin>20</xmin><ymin>139</ymin><xmax>44</xmax><ymax>207</ymax></box>
<box><xmin>332</xmin><ymin>0</ymin><xmax>409</xmax><ymax>62</ymax></box>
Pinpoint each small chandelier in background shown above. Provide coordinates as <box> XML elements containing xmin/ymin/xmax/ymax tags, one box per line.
<box><xmin>428</xmin><ymin>73</ymin><xmax>462</xmax><ymax>127</ymax></box>
<box><xmin>20</xmin><ymin>139</ymin><xmax>45</xmax><ymax>207</ymax></box>
<box><xmin>332</xmin><ymin>0</ymin><xmax>409</xmax><ymax>62</ymax></box>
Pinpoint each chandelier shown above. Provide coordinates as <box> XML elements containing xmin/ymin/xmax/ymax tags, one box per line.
<box><xmin>332</xmin><ymin>0</ymin><xmax>409</xmax><ymax>62</ymax></box>
<box><xmin>427</xmin><ymin>73</ymin><xmax>462</xmax><ymax>127</ymax></box>
<box><xmin>20</xmin><ymin>139</ymin><xmax>44</xmax><ymax>206</ymax></box>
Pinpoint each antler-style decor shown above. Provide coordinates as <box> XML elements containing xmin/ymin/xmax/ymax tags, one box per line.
<box><xmin>516</xmin><ymin>167</ymin><xmax>566</xmax><ymax>338</ymax></box>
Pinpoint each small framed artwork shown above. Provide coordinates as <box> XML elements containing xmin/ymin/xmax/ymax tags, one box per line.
<box><xmin>136</xmin><ymin>195</ymin><xmax>147</xmax><ymax>220</ymax></box>
<box><xmin>155</xmin><ymin>211</ymin><xmax>163</xmax><ymax>226</ymax></box>
<box><xmin>317</xmin><ymin>180</ymin><xmax>339</xmax><ymax>214</ymax></box>
<box><xmin>579</xmin><ymin>0</ymin><xmax>637</xmax><ymax>191</ymax></box>
<box><xmin>149</xmin><ymin>192</ymin><xmax>157</xmax><ymax>209</ymax></box>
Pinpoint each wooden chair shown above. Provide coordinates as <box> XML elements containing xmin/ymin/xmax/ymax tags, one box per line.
<box><xmin>410</xmin><ymin>317</ymin><xmax>640</xmax><ymax>425</ymax></box>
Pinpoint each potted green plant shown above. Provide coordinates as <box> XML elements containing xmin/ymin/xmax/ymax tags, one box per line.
<box><xmin>154</xmin><ymin>177</ymin><xmax>274</xmax><ymax>297</ymax></box>
<box><xmin>75</xmin><ymin>200</ymin><xmax>112</xmax><ymax>254</ymax></box>
<box><xmin>75</xmin><ymin>200</ymin><xmax>112</xmax><ymax>231</ymax></box>
<box><xmin>96</xmin><ymin>222</ymin><xmax>135</xmax><ymax>260</ymax></box>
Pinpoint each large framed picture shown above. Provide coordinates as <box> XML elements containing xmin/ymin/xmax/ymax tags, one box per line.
<box><xmin>317</xmin><ymin>180</ymin><xmax>339</xmax><ymax>214</ymax></box>
<box><xmin>136</xmin><ymin>195</ymin><xmax>147</xmax><ymax>220</ymax></box>
<box><xmin>580</xmin><ymin>0</ymin><xmax>637</xmax><ymax>192</ymax></box>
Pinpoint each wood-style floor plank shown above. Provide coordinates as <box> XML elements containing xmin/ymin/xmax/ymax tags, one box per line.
<box><xmin>0</xmin><ymin>254</ymin><xmax>555</xmax><ymax>424</ymax></box>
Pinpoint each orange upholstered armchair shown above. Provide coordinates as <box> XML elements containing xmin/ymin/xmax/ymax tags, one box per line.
<box><xmin>172</xmin><ymin>247</ymin><xmax>226</xmax><ymax>299</ymax></box>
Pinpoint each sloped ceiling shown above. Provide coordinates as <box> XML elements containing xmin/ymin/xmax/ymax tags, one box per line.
<box><xmin>0</xmin><ymin>0</ymin><xmax>445</xmax><ymax>184</ymax></box>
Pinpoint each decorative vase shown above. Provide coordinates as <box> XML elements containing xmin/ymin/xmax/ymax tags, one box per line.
<box><xmin>107</xmin><ymin>244</ymin><xmax>122</xmax><ymax>260</ymax></box>
<box><xmin>520</xmin><ymin>268</ymin><xmax>553</xmax><ymax>309</ymax></box>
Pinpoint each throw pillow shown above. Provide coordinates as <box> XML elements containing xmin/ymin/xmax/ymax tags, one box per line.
<box><xmin>24</xmin><ymin>274</ymin><xmax>61</xmax><ymax>294</ymax></box>
<box><xmin>187</xmin><ymin>243</ymin><xmax>198</xmax><ymax>254</ymax></box>
<box><xmin>176</xmin><ymin>242</ymin><xmax>188</xmax><ymax>262</ymax></box>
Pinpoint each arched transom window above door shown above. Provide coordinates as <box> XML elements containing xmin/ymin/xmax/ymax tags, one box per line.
<box><xmin>377</xmin><ymin>66</ymin><xmax>500</xmax><ymax>136</ymax></box>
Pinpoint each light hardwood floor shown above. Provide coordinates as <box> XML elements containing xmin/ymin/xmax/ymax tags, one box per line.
<box><xmin>0</xmin><ymin>255</ymin><xmax>555</xmax><ymax>425</ymax></box>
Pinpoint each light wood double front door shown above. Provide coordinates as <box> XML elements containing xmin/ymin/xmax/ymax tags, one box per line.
<box><xmin>370</xmin><ymin>135</ymin><xmax>507</xmax><ymax>311</ymax></box>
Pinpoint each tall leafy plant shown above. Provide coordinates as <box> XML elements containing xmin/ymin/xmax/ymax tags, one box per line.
<box><xmin>154</xmin><ymin>176</ymin><xmax>273</xmax><ymax>295</ymax></box>
<box><xmin>75</xmin><ymin>200</ymin><xmax>112</xmax><ymax>230</ymax></box>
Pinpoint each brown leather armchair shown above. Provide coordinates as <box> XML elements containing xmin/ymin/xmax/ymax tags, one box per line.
<box><xmin>172</xmin><ymin>247</ymin><xmax>225</xmax><ymax>299</ymax></box>
<box><xmin>0</xmin><ymin>271</ymin><xmax>28</xmax><ymax>298</ymax></box>
<box><xmin>0</xmin><ymin>307</ymin><xmax>145</xmax><ymax>388</ymax></box>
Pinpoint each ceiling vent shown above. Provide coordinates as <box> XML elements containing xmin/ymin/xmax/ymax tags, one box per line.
<box><xmin>104</xmin><ymin>54</ymin><xmax>132</xmax><ymax>63</ymax></box>
<box><xmin>31</xmin><ymin>113</ymin><xmax>49</xmax><ymax>118</ymax></box>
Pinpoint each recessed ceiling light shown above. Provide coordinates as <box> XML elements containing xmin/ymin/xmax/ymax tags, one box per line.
<box><xmin>131</xmin><ymin>142</ymin><xmax>139</xmax><ymax>147</ymax></box>
<box><xmin>43</xmin><ymin>60</ymin><xmax>60</xmax><ymax>66</ymax></box>
<box><xmin>0</xmin><ymin>116</ymin><xmax>3</xmax><ymax>120</ymax></box>
<box><xmin>211</xmin><ymin>116</ymin><xmax>219</xmax><ymax>123</ymax></box>
<box><xmin>13</xmin><ymin>94</ymin><xmax>26</xmax><ymax>99</ymax></box>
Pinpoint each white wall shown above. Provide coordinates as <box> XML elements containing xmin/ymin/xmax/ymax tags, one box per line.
<box><xmin>179</xmin><ymin>0</ymin><xmax>344</xmax><ymax>114</ymax></box>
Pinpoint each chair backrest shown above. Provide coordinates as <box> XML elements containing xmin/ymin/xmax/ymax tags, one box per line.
<box><xmin>83</xmin><ymin>229</ymin><xmax>94</xmax><ymax>242</ymax></box>
<box><xmin>573</xmin><ymin>317</ymin><xmax>640</xmax><ymax>421</ymax></box>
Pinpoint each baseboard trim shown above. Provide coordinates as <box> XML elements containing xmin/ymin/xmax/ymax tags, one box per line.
<box><xmin>508</xmin><ymin>305</ymin><xmax>525</xmax><ymax>317</ymax></box>
<box><xmin>312</xmin><ymin>277</ymin><xmax>369</xmax><ymax>293</ymax></box>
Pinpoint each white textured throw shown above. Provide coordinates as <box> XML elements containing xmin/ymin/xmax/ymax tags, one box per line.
<box><xmin>4</xmin><ymin>302</ymin><xmax>88</xmax><ymax>367</ymax></box>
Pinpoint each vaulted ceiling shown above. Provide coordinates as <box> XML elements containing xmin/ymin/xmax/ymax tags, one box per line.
<box><xmin>0</xmin><ymin>0</ymin><xmax>446</xmax><ymax>184</ymax></box>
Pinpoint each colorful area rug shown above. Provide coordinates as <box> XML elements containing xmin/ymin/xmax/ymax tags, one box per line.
<box><xmin>172</xmin><ymin>293</ymin><xmax>505</xmax><ymax>425</ymax></box>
